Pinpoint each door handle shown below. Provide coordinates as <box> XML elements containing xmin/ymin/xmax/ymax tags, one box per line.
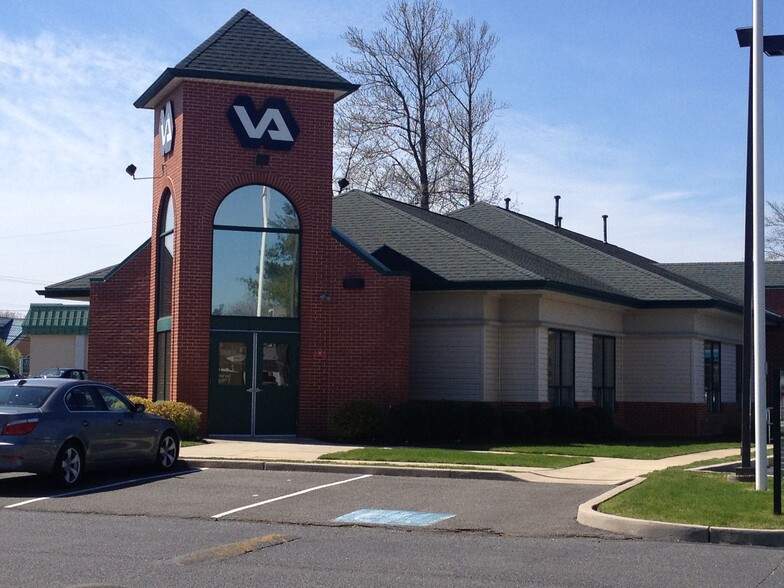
<box><xmin>246</xmin><ymin>387</ymin><xmax>261</xmax><ymax>394</ymax></box>
<box><xmin>81</xmin><ymin>420</ymin><xmax>89</xmax><ymax>427</ymax></box>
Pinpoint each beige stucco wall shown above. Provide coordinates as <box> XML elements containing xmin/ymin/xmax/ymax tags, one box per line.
<box><xmin>28</xmin><ymin>334</ymin><xmax>88</xmax><ymax>376</ymax></box>
<box><xmin>410</xmin><ymin>289</ymin><xmax>742</xmax><ymax>408</ymax></box>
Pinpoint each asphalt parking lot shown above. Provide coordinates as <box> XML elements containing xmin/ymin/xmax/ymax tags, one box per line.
<box><xmin>0</xmin><ymin>465</ymin><xmax>616</xmax><ymax>539</ymax></box>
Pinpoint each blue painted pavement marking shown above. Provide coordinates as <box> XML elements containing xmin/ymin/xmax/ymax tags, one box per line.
<box><xmin>334</xmin><ymin>508</ymin><xmax>454</xmax><ymax>527</ymax></box>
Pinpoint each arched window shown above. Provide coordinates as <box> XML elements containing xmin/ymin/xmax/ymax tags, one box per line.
<box><xmin>212</xmin><ymin>185</ymin><xmax>300</xmax><ymax>318</ymax></box>
<box><xmin>158</xmin><ymin>192</ymin><xmax>174</xmax><ymax>320</ymax></box>
<box><xmin>155</xmin><ymin>191</ymin><xmax>174</xmax><ymax>401</ymax></box>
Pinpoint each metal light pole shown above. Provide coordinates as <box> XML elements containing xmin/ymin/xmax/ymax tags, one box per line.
<box><xmin>736</xmin><ymin>22</ymin><xmax>784</xmax><ymax>490</ymax></box>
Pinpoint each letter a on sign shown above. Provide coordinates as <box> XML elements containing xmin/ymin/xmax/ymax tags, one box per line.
<box><xmin>227</xmin><ymin>96</ymin><xmax>300</xmax><ymax>151</ymax></box>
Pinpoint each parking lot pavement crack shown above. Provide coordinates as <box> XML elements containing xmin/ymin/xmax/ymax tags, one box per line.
<box><xmin>170</xmin><ymin>533</ymin><xmax>297</xmax><ymax>565</ymax></box>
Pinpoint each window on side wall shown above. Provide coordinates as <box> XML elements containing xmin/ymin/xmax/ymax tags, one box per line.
<box><xmin>592</xmin><ymin>335</ymin><xmax>615</xmax><ymax>411</ymax></box>
<box><xmin>548</xmin><ymin>329</ymin><xmax>575</xmax><ymax>408</ymax></box>
<box><xmin>705</xmin><ymin>340</ymin><xmax>721</xmax><ymax>413</ymax></box>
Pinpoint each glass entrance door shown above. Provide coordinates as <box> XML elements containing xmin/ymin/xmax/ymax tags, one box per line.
<box><xmin>209</xmin><ymin>332</ymin><xmax>298</xmax><ymax>436</ymax></box>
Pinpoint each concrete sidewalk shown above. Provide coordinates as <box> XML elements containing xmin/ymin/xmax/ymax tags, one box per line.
<box><xmin>178</xmin><ymin>437</ymin><xmax>740</xmax><ymax>485</ymax></box>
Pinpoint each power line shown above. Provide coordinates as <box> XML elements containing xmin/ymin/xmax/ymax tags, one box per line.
<box><xmin>0</xmin><ymin>275</ymin><xmax>48</xmax><ymax>286</ymax></box>
<box><xmin>0</xmin><ymin>221</ymin><xmax>147</xmax><ymax>240</ymax></box>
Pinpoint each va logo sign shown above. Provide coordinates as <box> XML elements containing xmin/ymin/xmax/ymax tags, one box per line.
<box><xmin>227</xmin><ymin>96</ymin><xmax>299</xmax><ymax>151</ymax></box>
<box><xmin>159</xmin><ymin>101</ymin><xmax>174</xmax><ymax>156</ymax></box>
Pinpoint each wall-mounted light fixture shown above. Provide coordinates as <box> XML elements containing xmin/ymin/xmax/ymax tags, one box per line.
<box><xmin>125</xmin><ymin>164</ymin><xmax>162</xmax><ymax>180</ymax></box>
<box><xmin>337</xmin><ymin>177</ymin><xmax>350</xmax><ymax>193</ymax></box>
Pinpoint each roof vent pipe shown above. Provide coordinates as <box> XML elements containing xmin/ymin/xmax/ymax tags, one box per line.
<box><xmin>602</xmin><ymin>214</ymin><xmax>609</xmax><ymax>243</ymax></box>
<box><xmin>554</xmin><ymin>195</ymin><xmax>561</xmax><ymax>227</ymax></box>
<box><xmin>504</xmin><ymin>197</ymin><xmax>511</xmax><ymax>210</ymax></box>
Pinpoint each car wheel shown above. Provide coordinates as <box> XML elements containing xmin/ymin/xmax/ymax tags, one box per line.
<box><xmin>156</xmin><ymin>431</ymin><xmax>179</xmax><ymax>471</ymax></box>
<box><xmin>53</xmin><ymin>442</ymin><xmax>84</xmax><ymax>487</ymax></box>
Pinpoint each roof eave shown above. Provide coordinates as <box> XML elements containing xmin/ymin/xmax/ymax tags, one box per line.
<box><xmin>411</xmin><ymin>279</ymin><xmax>748</xmax><ymax>314</ymax></box>
<box><xmin>134</xmin><ymin>68</ymin><xmax>359</xmax><ymax>109</ymax></box>
<box><xmin>35</xmin><ymin>288</ymin><xmax>91</xmax><ymax>301</ymax></box>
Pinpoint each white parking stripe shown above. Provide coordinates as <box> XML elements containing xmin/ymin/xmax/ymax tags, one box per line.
<box><xmin>4</xmin><ymin>468</ymin><xmax>204</xmax><ymax>509</ymax></box>
<box><xmin>212</xmin><ymin>474</ymin><xmax>373</xmax><ymax>519</ymax></box>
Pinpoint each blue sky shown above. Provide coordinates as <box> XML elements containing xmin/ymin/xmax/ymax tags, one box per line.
<box><xmin>2</xmin><ymin>0</ymin><xmax>784</xmax><ymax>314</ymax></box>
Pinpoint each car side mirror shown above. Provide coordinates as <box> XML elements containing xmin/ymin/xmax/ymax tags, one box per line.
<box><xmin>133</xmin><ymin>403</ymin><xmax>146</xmax><ymax>413</ymax></box>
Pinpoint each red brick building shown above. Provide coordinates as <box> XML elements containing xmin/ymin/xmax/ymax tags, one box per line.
<box><xmin>82</xmin><ymin>10</ymin><xmax>410</xmax><ymax>437</ymax></box>
<box><xmin>37</xmin><ymin>10</ymin><xmax>784</xmax><ymax>440</ymax></box>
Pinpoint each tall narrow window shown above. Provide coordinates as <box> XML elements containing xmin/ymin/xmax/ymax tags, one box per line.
<box><xmin>212</xmin><ymin>185</ymin><xmax>300</xmax><ymax>318</ymax></box>
<box><xmin>705</xmin><ymin>341</ymin><xmax>721</xmax><ymax>413</ymax></box>
<box><xmin>593</xmin><ymin>335</ymin><xmax>616</xmax><ymax>410</ymax></box>
<box><xmin>548</xmin><ymin>330</ymin><xmax>575</xmax><ymax>408</ymax></box>
<box><xmin>155</xmin><ymin>191</ymin><xmax>174</xmax><ymax>401</ymax></box>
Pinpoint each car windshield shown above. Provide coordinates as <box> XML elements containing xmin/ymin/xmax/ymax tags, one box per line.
<box><xmin>38</xmin><ymin>368</ymin><xmax>66</xmax><ymax>377</ymax></box>
<box><xmin>0</xmin><ymin>386</ymin><xmax>54</xmax><ymax>408</ymax></box>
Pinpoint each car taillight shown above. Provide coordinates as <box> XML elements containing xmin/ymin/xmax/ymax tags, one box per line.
<box><xmin>1</xmin><ymin>418</ymin><xmax>39</xmax><ymax>436</ymax></box>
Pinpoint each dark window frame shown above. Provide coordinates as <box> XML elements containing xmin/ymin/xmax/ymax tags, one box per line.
<box><xmin>154</xmin><ymin>191</ymin><xmax>174</xmax><ymax>402</ymax></box>
<box><xmin>705</xmin><ymin>340</ymin><xmax>721</xmax><ymax>413</ymax></box>
<box><xmin>548</xmin><ymin>329</ymin><xmax>575</xmax><ymax>408</ymax></box>
<box><xmin>592</xmin><ymin>335</ymin><xmax>616</xmax><ymax>411</ymax></box>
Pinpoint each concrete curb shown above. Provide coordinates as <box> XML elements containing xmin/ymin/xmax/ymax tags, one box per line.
<box><xmin>577</xmin><ymin>477</ymin><xmax>784</xmax><ymax>547</ymax></box>
<box><xmin>181</xmin><ymin>458</ymin><xmax>522</xmax><ymax>482</ymax></box>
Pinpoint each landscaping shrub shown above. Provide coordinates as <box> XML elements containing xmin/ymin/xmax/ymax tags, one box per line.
<box><xmin>426</xmin><ymin>400</ymin><xmax>469</xmax><ymax>442</ymax></box>
<box><xmin>577</xmin><ymin>407</ymin><xmax>617</xmax><ymax>441</ymax></box>
<box><xmin>128</xmin><ymin>396</ymin><xmax>202</xmax><ymax>440</ymax></box>
<box><xmin>386</xmin><ymin>401</ymin><xmax>431</xmax><ymax>444</ymax></box>
<box><xmin>331</xmin><ymin>400</ymin><xmax>385</xmax><ymax>442</ymax></box>
<box><xmin>547</xmin><ymin>407</ymin><xmax>581</xmax><ymax>439</ymax></box>
<box><xmin>466</xmin><ymin>402</ymin><xmax>500</xmax><ymax>440</ymax></box>
<box><xmin>499</xmin><ymin>410</ymin><xmax>535</xmax><ymax>441</ymax></box>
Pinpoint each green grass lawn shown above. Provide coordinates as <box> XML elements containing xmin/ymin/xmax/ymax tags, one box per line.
<box><xmin>319</xmin><ymin>447</ymin><xmax>590</xmax><ymax>468</ymax></box>
<box><xmin>319</xmin><ymin>441</ymin><xmax>740</xmax><ymax>467</ymax></box>
<box><xmin>600</xmin><ymin>465</ymin><xmax>784</xmax><ymax>529</ymax></box>
<box><xmin>489</xmin><ymin>441</ymin><xmax>738</xmax><ymax>460</ymax></box>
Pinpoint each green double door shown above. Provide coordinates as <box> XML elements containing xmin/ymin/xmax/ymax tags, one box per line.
<box><xmin>209</xmin><ymin>331</ymin><xmax>299</xmax><ymax>436</ymax></box>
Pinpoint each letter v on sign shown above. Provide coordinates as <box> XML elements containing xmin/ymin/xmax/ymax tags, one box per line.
<box><xmin>227</xmin><ymin>96</ymin><xmax>300</xmax><ymax>151</ymax></box>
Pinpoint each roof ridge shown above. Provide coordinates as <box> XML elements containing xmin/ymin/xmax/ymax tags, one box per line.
<box><xmin>176</xmin><ymin>9</ymin><xmax>250</xmax><ymax>69</ymax></box>
<box><xmin>460</xmin><ymin>205</ymin><xmax>720</xmax><ymax>303</ymax></box>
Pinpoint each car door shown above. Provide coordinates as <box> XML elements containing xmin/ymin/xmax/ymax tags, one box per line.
<box><xmin>64</xmin><ymin>385</ymin><xmax>118</xmax><ymax>465</ymax></box>
<box><xmin>92</xmin><ymin>386</ymin><xmax>156</xmax><ymax>461</ymax></box>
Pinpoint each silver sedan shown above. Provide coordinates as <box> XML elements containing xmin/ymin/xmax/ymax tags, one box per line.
<box><xmin>0</xmin><ymin>378</ymin><xmax>180</xmax><ymax>486</ymax></box>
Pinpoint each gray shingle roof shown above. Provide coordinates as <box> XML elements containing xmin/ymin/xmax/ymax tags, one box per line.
<box><xmin>663</xmin><ymin>261</ymin><xmax>784</xmax><ymax>301</ymax></box>
<box><xmin>135</xmin><ymin>9</ymin><xmax>358</xmax><ymax>108</ymax></box>
<box><xmin>332</xmin><ymin>191</ymin><xmax>743</xmax><ymax>311</ymax></box>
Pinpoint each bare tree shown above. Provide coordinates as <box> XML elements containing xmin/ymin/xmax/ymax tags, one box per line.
<box><xmin>334</xmin><ymin>0</ymin><xmax>505</xmax><ymax>212</ymax></box>
<box><xmin>766</xmin><ymin>201</ymin><xmax>784</xmax><ymax>259</ymax></box>
<box><xmin>335</xmin><ymin>0</ymin><xmax>455</xmax><ymax>210</ymax></box>
<box><xmin>438</xmin><ymin>18</ymin><xmax>506</xmax><ymax>207</ymax></box>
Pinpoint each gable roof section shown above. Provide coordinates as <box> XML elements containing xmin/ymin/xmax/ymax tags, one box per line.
<box><xmin>37</xmin><ymin>240</ymin><xmax>151</xmax><ymax>300</ymax></box>
<box><xmin>23</xmin><ymin>304</ymin><xmax>89</xmax><ymax>335</ymax></box>
<box><xmin>450</xmin><ymin>202</ymin><xmax>740</xmax><ymax>308</ymax></box>
<box><xmin>36</xmin><ymin>265</ymin><xmax>117</xmax><ymax>300</ymax></box>
<box><xmin>135</xmin><ymin>9</ymin><xmax>358</xmax><ymax>108</ymax></box>
<box><xmin>333</xmin><ymin>191</ymin><xmax>742</xmax><ymax>311</ymax></box>
<box><xmin>333</xmin><ymin>191</ymin><xmax>613</xmax><ymax>292</ymax></box>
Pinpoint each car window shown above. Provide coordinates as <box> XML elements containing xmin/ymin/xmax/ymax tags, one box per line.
<box><xmin>0</xmin><ymin>369</ymin><xmax>12</xmax><ymax>381</ymax></box>
<box><xmin>65</xmin><ymin>387</ymin><xmax>100</xmax><ymax>411</ymax></box>
<box><xmin>95</xmin><ymin>386</ymin><xmax>133</xmax><ymax>413</ymax></box>
<box><xmin>0</xmin><ymin>386</ymin><xmax>54</xmax><ymax>408</ymax></box>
